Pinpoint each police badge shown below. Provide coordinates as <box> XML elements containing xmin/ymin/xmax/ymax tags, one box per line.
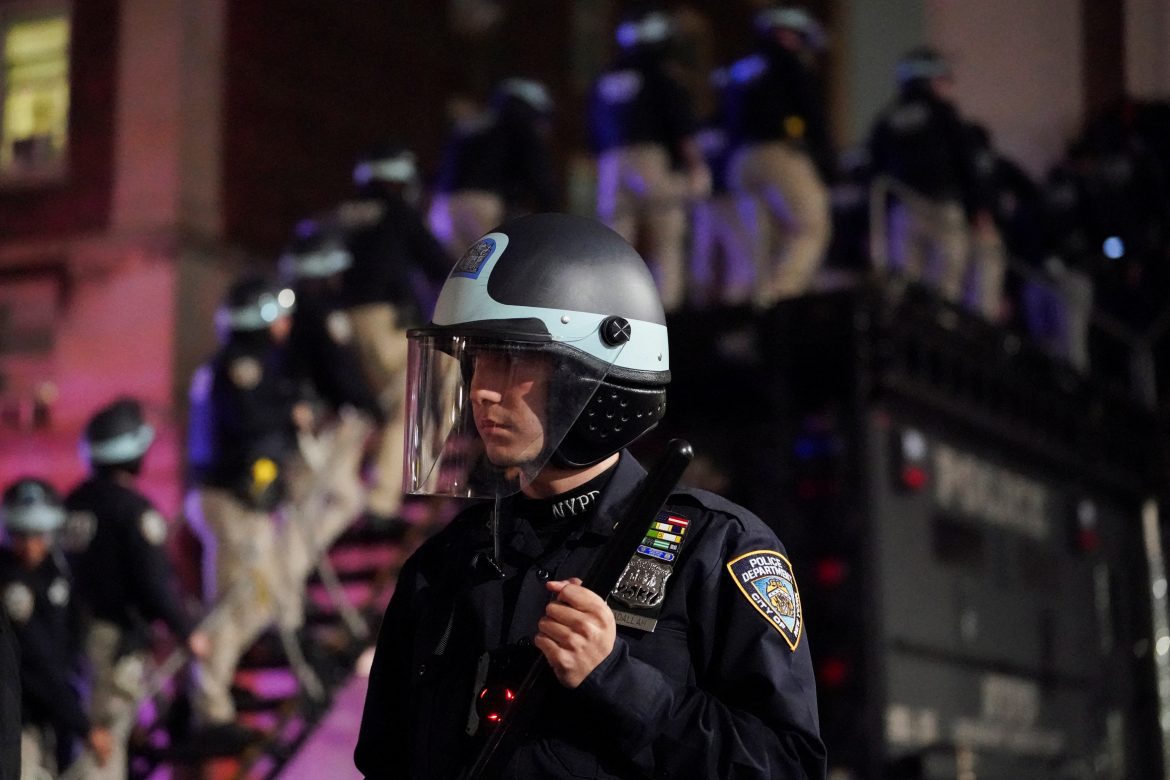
<box><xmin>608</xmin><ymin>510</ymin><xmax>690</xmax><ymax>632</ymax></box>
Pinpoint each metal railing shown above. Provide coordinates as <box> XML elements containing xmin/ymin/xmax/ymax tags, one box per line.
<box><xmin>868</xmin><ymin>174</ymin><xmax>1164</xmax><ymax>408</ymax></box>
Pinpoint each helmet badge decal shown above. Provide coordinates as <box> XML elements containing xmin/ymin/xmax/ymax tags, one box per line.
<box><xmin>453</xmin><ymin>237</ymin><xmax>499</xmax><ymax>280</ymax></box>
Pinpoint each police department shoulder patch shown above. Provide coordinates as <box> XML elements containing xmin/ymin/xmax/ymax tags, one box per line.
<box><xmin>47</xmin><ymin>577</ymin><xmax>70</xmax><ymax>607</ymax></box>
<box><xmin>727</xmin><ymin>549</ymin><xmax>803</xmax><ymax>650</ymax></box>
<box><xmin>139</xmin><ymin>510</ymin><xmax>168</xmax><ymax>546</ymax></box>
<box><xmin>326</xmin><ymin>311</ymin><xmax>353</xmax><ymax>345</ymax></box>
<box><xmin>3</xmin><ymin>583</ymin><xmax>33</xmax><ymax>624</ymax></box>
<box><xmin>229</xmin><ymin>357</ymin><xmax>263</xmax><ymax>389</ymax></box>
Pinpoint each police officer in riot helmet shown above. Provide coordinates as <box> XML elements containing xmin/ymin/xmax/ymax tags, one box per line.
<box><xmin>62</xmin><ymin>398</ymin><xmax>209</xmax><ymax>778</ymax></box>
<box><xmin>279</xmin><ymin>220</ymin><xmax>387</xmax><ymax>574</ymax></box>
<box><xmin>1</xmin><ymin>478</ymin><xmax>113</xmax><ymax>775</ymax></box>
<box><xmin>429</xmin><ymin>78</ymin><xmax>560</xmax><ymax>259</ymax></box>
<box><xmin>281</xmin><ymin>219</ymin><xmax>384</xmax><ymax>425</ymax></box>
<box><xmin>722</xmin><ymin>4</ymin><xmax>835</xmax><ymax>308</ymax></box>
<box><xmin>0</xmin><ymin>567</ymin><xmax>17</xmax><ymax>780</ymax></box>
<box><xmin>869</xmin><ymin>47</ymin><xmax>985</xmax><ymax>304</ymax></box>
<box><xmin>355</xmin><ymin>213</ymin><xmax>825</xmax><ymax>778</ymax></box>
<box><xmin>589</xmin><ymin>6</ymin><xmax>711</xmax><ymax>312</ymax></box>
<box><xmin>339</xmin><ymin>144</ymin><xmax>454</xmax><ymax>530</ymax></box>
<box><xmin>184</xmin><ymin>276</ymin><xmax>306</xmax><ymax>748</ymax></box>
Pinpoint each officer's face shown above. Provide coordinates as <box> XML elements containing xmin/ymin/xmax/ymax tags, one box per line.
<box><xmin>8</xmin><ymin>532</ymin><xmax>50</xmax><ymax>569</ymax></box>
<box><xmin>469</xmin><ymin>349</ymin><xmax>551</xmax><ymax>469</ymax></box>
<box><xmin>269</xmin><ymin>315</ymin><xmax>292</xmax><ymax>344</ymax></box>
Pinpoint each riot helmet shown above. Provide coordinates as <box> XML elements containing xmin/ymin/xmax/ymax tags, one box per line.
<box><xmin>405</xmin><ymin>213</ymin><xmax>669</xmax><ymax>498</ymax></box>
<box><xmin>353</xmin><ymin>143</ymin><xmax>419</xmax><ymax>188</ymax></box>
<box><xmin>896</xmin><ymin>47</ymin><xmax>952</xmax><ymax>88</ymax></box>
<box><xmin>82</xmin><ymin>397</ymin><xmax>156</xmax><ymax>469</ymax></box>
<box><xmin>754</xmin><ymin>6</ymin><xmax>826</xmax><ymax>52</ymax></box>
<box><xmin>491</xmin><ymin>78</ymin><xmax>554</xmax><ymax>119</ymax></box>
<box><xmin>1</xmin><ymin>478</ymin><xmax>65</xmax><ymax>536</ymax></box>
<box><xmin>615</xmin><ymin>8</ymin><xmax>675</xmax><ymax>53</ymax></box>
<box><xmin>278</xmin><ymin>218</ymin><xmax>353</xmax><ymax>282</ymax></box>
<box><xmin>215</xmin><ymin>275</ymin><xmax>296</xmax><ymax>338</ymax></box>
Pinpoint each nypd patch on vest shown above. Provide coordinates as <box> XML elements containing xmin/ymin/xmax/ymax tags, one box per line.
<box><xmin>727</xmin><ymin>550</ymin><xmax>802</xmax><ymax>650</ymax></box>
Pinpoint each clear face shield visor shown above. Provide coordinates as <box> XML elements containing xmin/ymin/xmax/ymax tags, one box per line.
<box><xmin>403</xmin><ymin>333</ymin><xmax>620</xmax><ymax>499</ymax></box>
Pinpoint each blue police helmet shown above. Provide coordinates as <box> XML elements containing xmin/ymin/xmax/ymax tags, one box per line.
<box><xmin>82</xmin><ymin>397</ymin><xmax>156</xmax><ymax>466</ymax></box>
<box><xmin>1</xmin><ymin>478</ymin><xmax>66</xmax><ymax>535</ymax></box>
<box><xmin>407</xmin><ymin>213</ymin><xmax>670</xmax><ymax>494</ymax></box>
<box><xmin>215</xmin><ymin>275</ymin><xmax>296</xmax><ymax>335</ymax></box>
<box><xmin>896</xmin><ymin>47</ymin><xmax>952</xmax><ymax>87</ymax></box>
<box><xmin>615</xmin><ymin>9</ymin><xmax>675</xmax><ymax>51</ymax></box>
<box><xmin>754</xmin><ymin>6</ymin><xmax>826</xmax><ymax>51</ymax></box>
<box><xmin>353</xmin><ymin>143</ymin><xmax>419</xmax><ymax>188</ymax></box>
<box><xmin>278</xmin><ymin>219</ymin><xmax>354</xmax><ymax>282</ymax></box>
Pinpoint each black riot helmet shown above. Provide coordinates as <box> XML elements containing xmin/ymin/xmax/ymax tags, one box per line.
<box><xmin>895</xmin><ymin>47</ymin><xmax>951</xmax><ymax>89</ymax></box>
<box><xmin>82</xmin><ymin>397</ymin><xmax>155</xmax><ymax>471</ymax></box>
<box><xmin>404</xmin><ymin>213</ymin><xmax>670</xmax><ymax>498</ymax></box>
<box><xmin>352</xmin><ymin>142</ymin><xmax>420</xmax><ymax>204</ymax></box>
<box><xmin>754</xmin><ymin>6</ymin><xmax>826</xmax><ymax>52</ymax></box>
<box><xmin>491</xmin><ymin>78</ymin><xmax>554</xmax><ymax>128</ymax></box>
<box><xmin>278</xmin><ymin>218</ymin><xmax>353</xmax><ymax>282</ymax></box>
<box><xmin>353</xmin><ymin>142</ymin><xmax>418</xmax><ymax>188</ymax></box>
<box><xmin>1</xmin><ymin>478</ymin><xmax>65</xmax><ymax>536</ymax></box>
<box><xmin>215</xmin><ymin>275</ymin><xmax>296</xmax><ymax>340</ymax></box>
<box><xmin>615</xmin><ymin>6</ymin><xmax>675</xmax><ymax>55</ymax></box>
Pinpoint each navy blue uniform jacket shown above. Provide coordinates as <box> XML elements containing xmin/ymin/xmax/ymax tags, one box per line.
<box><xmin>355</xmin><ymin>451</ymin><xmax>826</xmax><ymax>778</ymax></box>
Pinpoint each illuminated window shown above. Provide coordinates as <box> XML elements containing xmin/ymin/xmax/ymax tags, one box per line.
<box><xmin>0</xmin><ymin>4</ymin><xmax>70</xmax><ymax>182</ymax></box>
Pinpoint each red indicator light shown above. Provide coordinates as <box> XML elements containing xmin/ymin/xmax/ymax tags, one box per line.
<box><xmin>815</xmin><ymin>558</ymin><xmax>847</xmax><ymax>588</ymax></box>
<box><xmin>487</xmin><ymin>713</ymin><xmax>500</xmax><ymax>722</ymax></box>
<box><xmin>817</xmin><ymin>657</ymin><xmax>849</xmax><ymax>688</ymax></box>
<box><xmin>900</xmin><ymin>465</ymin><xmax>927</xmax><ymax>491</ymax></box>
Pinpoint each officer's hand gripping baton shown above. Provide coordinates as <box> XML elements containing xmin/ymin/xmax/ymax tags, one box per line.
<box><xmin>461</xmin><ymin>438</ymin><xmax>694</xmax><ymax>779</ymax></box>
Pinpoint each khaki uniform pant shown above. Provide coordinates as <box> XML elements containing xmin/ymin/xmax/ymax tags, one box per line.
<box><xmin>348</xmin><ymin>303</ymin><xmax>409</xmax><ymax>518</ymax></box>
<box><xmin>596</xmin><ymin>144</ymin><xmax>688</xmax><ymax>311</ymax></box>
<box><xmin>690</xmin><ymin>193</ymin><xmax>756</xmax><ymax>306</ymax></box>
<box><xmin>20</xmin><ymin>725</ymin><xmax>54</xmax><ymax>780</ymax></box>
<box><xmin>966</xmin><ymin>226</ymin><xmax>1007</xmax><ymax>320</ymax></box>
<box><xmin>284</xmin><ymin>411</ymin><xmax>371</xmax><ymax>581</ymax></box>
<box><xmin>428</xmin><ymin>190</ymin><xmax>505</xmax><ymax>259</ymax></box>
<box><xmin>63</xmin><ymin>621</ymin><xmax>147</xmax><ymax>779</ymax></box>
<box><xmin>887</xmin><ymin>197</ymin><xmax>970</xmax><ymax>303</ymax></box>
<box><xmin>727</xmin><ymin>142</ymin><xmax>830</xmax><ymax>306</ymax></box>
<box><xmin>185</xmin><ymin>487</ymin><xmax>297</xmax><ymax>725</ymax></box>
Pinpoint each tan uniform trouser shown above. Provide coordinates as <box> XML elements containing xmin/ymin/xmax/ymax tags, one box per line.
<box><xmin>887</xmin><ymin>197</ymin><xmax>970</xmax><ymax>303</ymax></box>
<box><xmin>967</xmin><ymin>225</ymin><xmax>1006</xmax><ymax>320</ymax></box>
<box><xmin>690</xmin><ymin>192</ymin><xmax>756</xmax><ymax>306</ymax></box>
<box><xmin>284</xmin><ymin>411</ymin><xmax>371</xmax><ymax>583</ymax></box>
<box><xmin>185</xmin><ymin>487</ymin><xmax>297</xmax><ymax>725</ymax></box>
<box><xmin>596</xmin><ymin>144</ymin><xmax>688</xmax><ymax>311</ymax></box>
<box><xmin>348</xmin><ymin>303</ymin><xmax>409</xmax><ymax>518</ymax></box>
<box><xmin>20</xmin><ymin>725</ymin><xmax>55</xmax><ymax>780</ymax></box>
<box><xmin>428</xmin><ymin>190</ymin><xmax>505</xmax><ymax>259</ymax></box>
<box><xmin>60</xmin><ymin>620</ymin><xmax>148</xmax><ymax>779</ymax></box>
<box><xmin>727</xmin><ymin>142</ymin><xmax>831</xmax><ymax>306</ymax></box>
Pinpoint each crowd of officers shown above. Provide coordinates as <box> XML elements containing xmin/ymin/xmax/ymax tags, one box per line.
<box><xmin>586</xmin><ymin>5</ymin><xmax>1170</xmax><ymax>373</ymax></box>
<box><xmin>4</xmin><ymin>3</ymin><xmax>1170</xmax><ymax>778</ymax></box>
<box><xmin>0</xmin><ymin>141</ymin><xmax>455</xmax><ymax>776</ymax></box>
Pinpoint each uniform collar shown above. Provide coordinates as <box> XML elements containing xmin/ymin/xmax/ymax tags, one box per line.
<box><xmin>582</xmin><ymin>450</ymin><xmax>647</xmax><ymax>539</ymax></box>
